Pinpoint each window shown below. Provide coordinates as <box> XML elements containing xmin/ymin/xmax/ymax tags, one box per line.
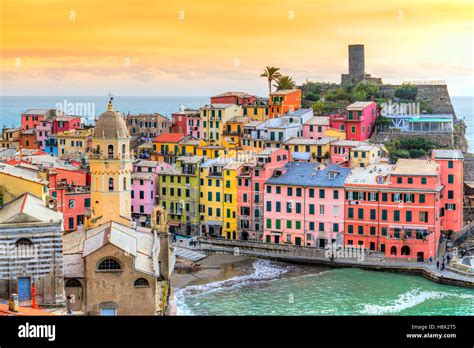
<box><xmin>358</xmin><ymin>226</ymin><xmax>364</xmax><ymax>235</ymax></box>
<box><xmin>266</xmin><ymin>201</ymin><xmax>272</xmax><ymax>212</ymax></box>
<box><xmin>348</xmin><ymin>207</ymin><xmax>354</xmax><ymax>219</ymax></box>
<box><xmin>266</xmin><ymin>219</ymin><xmax>271</xmax><ymax>229</ymax></box>
<box><xmin>266</xmin><ymin>186</ymin><xmax>272</xmax><ymax>194</ymax></box>
<box><xmin>347</xmin><ymin>225</ymin><xmax>353</xmax><ymax>234</ymax></box>
<box><xmin>397</xmin><ymin>177</ymin><xmax>402</xmax><ymax>184</ymax></box>
<box><xmin>134</xmin><ymin>278</ymin><xmax>150</xmax><ymax>287</ymax></box>
<box><xmin>309</xmin><ymin>204</ymin><xmax>315</xmax><ymax>215</ymax></box>
<box><xmin>448</xmin><ymin>161</ymin><xmax>453</xmax><ymax>169</ymax></box>
<box><xmin>97</xmin><ymin>258</ymin><xmax>121</xmax><ymax>271</ymax></box>
<box><xmin>333</xmin><ymin>190</ymin><xmax>339</xmax><ymax>199</ymax></box>
<box><xmin>381</xmin><ymin>210</ymin><xmax>387</xmax><ymax>221</ymax></box>
<box><xmin>275</xmin><ymin>220</ymin><xmax>281</xmax><ymax>229</ymax></box>
<box><xmin>108</xmin><ymin>178</ymin><xmax>114</xmax><ymax>191</ymax></box>
<box><xmin>65</xmin><ymin>278</ymin><xmax>81</xmax><ymax>288</ymax></box>
<box><xmin>296</xmin><ymin>188</ymin><xmax>302</xmax><ymax>197</ymax></box>
<box><xmin>419</xmin><ymin>194</ymin><xmax>425</xmax><ymax>203</ymax></box>
<box><xmin>419</xmin><ymin>211</ymin><xmax>428</xmax><ymax>222</ymax></box>
<box><xmin>448</xmin><ymin>191</ymin><xmax>454</xmax><ymax>199</ymax></box>
<box><xmin>421</xmin><ymin>178</ymin><xmax>427</xmax><ymax>185</ymax></box>
<box><xmin>406</xmin><ymin>211</ymin><xmax>412</xmax><ymax>222</ymax></box>
<box><xmin>286</xmin><ymin>220</ymin><xmax>292</xmax><ymax>229</ymax></box>
<box><xmin>295</xmin><ymin>221</ymin><xmax>301</xmax><ymax>229</ymax></box>
<box><xmin>394</xmin><ymin>210</ymin><xmax>400</xmax><ymax>222</ymax></box>
<box><xmin>370</xmin><ymin>209</ymin><xmax>376</xmax><ymax>220</ymax></box>
<box><xmin>319</xmin><ymin>205</ymin><xmax>325</xmax><ymax>215</ymax></box>
<box><xmin>319</xmin><ymin>222</ymin><xmax>324</xmax><ymax>231</ymax></box>
<box><xmin>15</xmin><ymin>238</ymin><xmax>33</xmax><ymax>247</ymax></box>
<box><xmin>276</xmin><ymin>202</ymin><xmax>281</xmax><ymax>212</ymax></box>
<box><xmin>309</xmin><ymin>189</ymin><xmax>314</xmax><ymax>198</ymax></box>
<box><xmin>319</xmin><ymin>189</ymin><xmax>325</xmax><ymax>199</ymax></box>
<box><xmin>448</xmin><ymin>175</ymin><xmax>454</xmax><ymax>184</ymax></box>
<box><xmin>287</xmin><ymin>187</ymin><xmax>293</xmax><ymax>196</ymax></box>
<box><xmin>69</xmin><ymin>199</ymin><xmax>75</xmax><ymax>209</ymax></box>
<box><xmin>358</xmin><ymin>208</ymin><xmax>364</xmax><ymax>219</ymax></box>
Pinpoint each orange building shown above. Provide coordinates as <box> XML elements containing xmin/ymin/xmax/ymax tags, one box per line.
<box><xmin>268</xmin><ymin>89</ymin><xmax>302</xmax><ymax>118</ymax></box>
<box><xmin>19</xmin><ymin>129</ymin><xmax>39</xmax><ymax>149</ymax></box>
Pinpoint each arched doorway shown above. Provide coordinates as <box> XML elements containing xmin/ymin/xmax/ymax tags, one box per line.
<box><xmin>401</xmin><ymin>246</ymin><xmax>410</xmax><ymax>256</ymax></box>
<box><xmin>390</xmin><ymin>246</ymin><xmax>397</xmax><ymax>255</ymax></box>
<box><xmin>65</xmin><ymin>278</ymin><xmax>83</xmax><ymax>312</ymax></box>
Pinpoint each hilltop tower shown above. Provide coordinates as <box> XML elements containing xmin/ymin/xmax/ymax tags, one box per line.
<box><xmin>341</xmin><ymin>44</ymin><xmax>382</xmax><ymax>86</ymax></box>
<box><xmin>89</xmin><ymin>98</ymin><xmax>133</xmax><ymax>227</ymax></box>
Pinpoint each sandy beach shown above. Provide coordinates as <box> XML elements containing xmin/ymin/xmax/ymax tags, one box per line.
<box><xmin>171</xmin><ymin>254</ymin><xmax>256</xmax><ymax>289</ymax></box>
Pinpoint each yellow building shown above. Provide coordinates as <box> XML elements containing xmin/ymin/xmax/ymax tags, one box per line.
<box><xmin>199</xmin><ymin>158</ymin><xmax>242</xmax><ymax>239</ymax></box>
<box><xmin>243</xmin><ymin>105</ymin><xmax>269</xmax><ymax>122</ymax></box>
<box><xmin>241</xmin><ymin>121</ymin><xmax>265</xmax><ymax>153</ymax></box>
<box><xmin>88</xmin><ymin>99</ymin><xmax>132</xmax><ymax>228</ymax></box>
<box><xmin>200</xmin><ymin>104</ymin><xmax>243</xmax><ymax>146</ymax></box>
<box><xmin>283</xmin><ymin>137</ymin><xmax>336</xmax><ymax>163</ymax></box>
<box><xmin>57</xmin><ymin>128</ymin><xmax>93</xmax><ymax>157</ymax></box>
<box><xmin>222</xmin><ymin>116</ymin><xmax>249</xmax><ymax>149</ymax></box>
<box><xmin>0</xmin><ymin>163</ymin><xmax>48</xmax><ymax>205</ymax></box>
<box><xmin>350</xmin><ymin>144</ymin><xmax>383</xmax><ymax>168</ymax></box>
<box><xmin>1</xmin><ymin>127</ymin><xmax>21</xmax><ymax>149</ymax></box>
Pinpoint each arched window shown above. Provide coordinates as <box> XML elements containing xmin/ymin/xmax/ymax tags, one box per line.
<box><xmin>390</xmin><ymin>246</ymin><xmax>397</xmax><ymax>255</ymax></box>
<box><xmin>401</xmin><ymin>246</ymin><xmax>410</xmax><ymax>256</ymax></box>
<box><xmin>65</xmin><ymin>278</ymin><xmax>82</xmax><ymax>288</ymax></box>
<box><xmin>122</xmin><ymin>144</ymin><xmax>126</xmax><ymax>157</ymax></box>
<box><xmin>123</xmin><ymin>177</ymin><xmax>127</xmax><ymax>190</ymax></box>
<box><xmin>108</xmin><ymin>145</ymin><xmax>114</xmax><ymax>159</ymax></box>
<box><xmin>109</xmin><ymin>178</ymin><xmax>114</xmax><ymax>191</ymax></box>
<box><xmin>95</xmin><ymin>145</ymin><xmax>100</xmax><ymax>154</ymax></box>
<box><xmin>134</xmin><ymin>278</ymin><xmax>150</xmax><ymax>287</ymax></box>
<box><xmin>15</xmin><ymin>238</ymin><xmax>33</xmax><ymax>247</ymax></box>
<box><xmin>97</xmin><ymin>258</ymin><xmax>121</xmax><ymax>271</ymax></box>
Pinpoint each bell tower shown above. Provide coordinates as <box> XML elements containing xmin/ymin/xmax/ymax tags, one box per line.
<box><xmin>89</xmin><ymin>97</ymin><xmax>133</xmax><ymax>227</ymax></box>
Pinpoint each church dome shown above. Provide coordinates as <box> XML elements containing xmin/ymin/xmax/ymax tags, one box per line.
<box><xmin>94</xmin><ymin>99</ymin><xmax>129</xmax><ymax>138</ymax></box>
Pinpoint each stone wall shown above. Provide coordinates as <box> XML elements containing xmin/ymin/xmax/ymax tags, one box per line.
<box><xmin>371</xmin><ymin>130</ymin><xmax>454</xmax><ymax>149</ymax></box>
<box><xmin>380</xmin><ymin>84</ymin><xmax>456</xmax><ymax>116</ymax></box>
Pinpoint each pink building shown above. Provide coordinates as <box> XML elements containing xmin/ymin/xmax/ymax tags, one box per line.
<box><xmin>188</xmin><ymin>113</ymin><xmax>202</xmax><ymax>139</ymax></box>
<box><xmin>329</xmin><ymin>101</ymin><xmax>378</xmax><ymax>141</ymax></box>
<box><xmin>36</xmin><ymin>115</ymin><xmax>82</xmax><ymax>150</ymax></box>
<box><xmin>302</xmin><ymin>116</ymin><xmax>330</xmax><ymax>139</ymax></box>
<box><xmin>131</xmin><ymin>160</ymin><xmax>171</xmax><ymax>226</ymax></box>
<box><xmin>264</xmin><ymin>163</ymin><xmax>350</xmax><ymax>247</ymax></box>
<box><xmin>237</xmin><ymin>148</ymin><xmax>290</xmax><ymax>241</ymax></box>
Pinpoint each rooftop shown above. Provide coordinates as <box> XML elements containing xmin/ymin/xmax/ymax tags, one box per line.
<box><xmin>284</xmin><ymin>137</ymin><xmax>335</xmax><ymax>145</ymax></box>
<box><xmin>200</xmin><ymin>103</ymin><xmax>236</xmax><ymax>110</ymax></box>
<box><xmin>22</xmin><ymin>108</ymin><xmax>55</xmax><ymax>116</ymax></box>
<box><xmin>345</xmin><ymin>164</ymin><xmax>393</xmax><ymax>186</ymax></box>
<box><xmin>332</xmin><ymin>140</ymin><xmax>365</xmax><ymax>147</ymax></box>
<box><xmin>153</xmin><ymin>133</ymin><xmax>186</xmax><ymax>143</ymax></box>
<box><xmin>271</xmin><ymin>89</ymin><xmax>300</xmax><ymax>96</ymax></box>
<box><xmin>304</xmin><ymin>116</ymin><xmax>330</xmax><ymax>126</ymax></box>
<box><xmin>0</xmin><ymin>193</ymin><xmax>63</xmax><ymax>224</ymax></box>
<box><xmin>243</xmin><ymin>120</ymin><xmax>263</xmax><ymax>128</ymax></box>
<box><xmin>266</xmin><ymin>163</ymin><xmax>350</xmax><ymax>187</ymax></box>
<box><xmin>0</xmin><ymin>163</ymin><xmax>48</xmax><ymax>185</ymax></box>
<box><xmin>391</xmin><ymin>158</ymin><xmax>438</xmax><ymax>176</ymax></box>
<box><xmin>432</xmin><ymin>149</ymin><xmax>464</xmax><ymax>160</ymax></box>
<box><xmin>212</xmin><ymin>91</ymin><xmax>254</xmax><ymax>98</ymax></box>
<box><xmin>346</xmin><ymin>101</ymin><xmax>375</xmax><ymax>110</ymax></box>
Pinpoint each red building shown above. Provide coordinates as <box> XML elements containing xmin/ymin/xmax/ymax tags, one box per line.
<box><xmin>210</xmin><ymin>91</ymin><xmax>256</xmax><ymax>105</ymax></box>
<box><xmin>343</xmin><ymin>151</ymin><xmax>463</xmax><ymax>261</ymax></box>
<box><xmin>268</xmin><ymin>89</ymin><xmax>302</xmax><ymax>118</ymax></box>
<box><xmin>170</xmin><ymin>108</ymin><xmax>200</xmax><ymax>134</ymax></box>
<box><xmin>21</xmin><ymin>109</ymin><xmax>56</xmax><ymax>131</ymax></box>
<box><xmin>329</xmin><ymin>101</ymin><xmax>378</xmax><ymax>141</ymax></box>
<box><xmin>52</xmin><ymin>116</ymin><xmax>82</xmax><ymax>134</ymax></box>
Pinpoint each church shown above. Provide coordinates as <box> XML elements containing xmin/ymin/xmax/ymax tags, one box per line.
<box><xmin>63</xmin><ymin>98</ymin><xmax>174</xmax><ymax>315</ymax></box>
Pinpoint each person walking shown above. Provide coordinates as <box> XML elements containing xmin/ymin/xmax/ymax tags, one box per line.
<box><xmin>441</xmin><ymin>262</ymin><xmax>445</xmax><ymax>271</ymax></box>
<box><xmin>436</xmin><ymin>260</ymin><xmax>440</xmax><ymax>270</ymax></box>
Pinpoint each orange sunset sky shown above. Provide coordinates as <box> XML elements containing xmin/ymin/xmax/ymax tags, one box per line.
<box><xmin>0</xmin><ymin>0</ymin><xmax>473</xmax><ymax>96</ymax></box>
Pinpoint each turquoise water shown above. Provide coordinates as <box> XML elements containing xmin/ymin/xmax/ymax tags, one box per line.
<box><xmin>175</xmin><ymin>260</ymin><xmax>474</xmax><ymax>316</ymax></box>
<box><xmin>452</xmin><ymin>96</ymin><xmax>473</xmax><ymax>153</ymax></box>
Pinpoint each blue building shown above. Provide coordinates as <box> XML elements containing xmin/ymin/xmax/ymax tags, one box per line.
<box><xmin>44</xmin><ymin>135</ymin><xmax>58</xmax><ymax>156</ymax></box>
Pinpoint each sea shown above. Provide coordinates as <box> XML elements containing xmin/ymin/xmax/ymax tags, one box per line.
<box><xmin>0</xmin><ymin>96</ymin><xmax>472</xmax><ymax>152</ymax></box>
<box><xmin>175</xmin><ymin>259</ymin><xmax>474</xmax><ymax>316</ymax></box>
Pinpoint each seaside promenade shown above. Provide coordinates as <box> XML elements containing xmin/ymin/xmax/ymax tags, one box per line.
<box><xmin>177</xmin><ymin>237</ymin><xmax>474</xmax><ymax>289</ymax></box>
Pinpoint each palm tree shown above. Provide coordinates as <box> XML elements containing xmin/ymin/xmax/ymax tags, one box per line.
<box><xmin>274</xmin><ymin>75</ymin><xmax>296</xmax><ymax>91</ymax></box>
<box><xmin>260</xmin><ymin>66</ymin><xmax>282</xmax><ymax>95</ymax></box>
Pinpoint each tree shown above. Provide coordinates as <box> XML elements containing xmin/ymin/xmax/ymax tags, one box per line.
<box><xmin>274</xmin><ymin>75</ymin><xmax>296</xmax><ymax>91</ymax></box>
<box><xmin>260</xmin><ymin>66</ymin><xmax>282</xmax><ymax>95</ymax></box>
<box><xmin>394</xmin><ymin>84</ymin><xmax>418</xmax><ymax>101</ymax></box>
<box><xmin>312</xmin><ymin>101</ymin><xmax>326</xmax><ymax>115</ymax></box>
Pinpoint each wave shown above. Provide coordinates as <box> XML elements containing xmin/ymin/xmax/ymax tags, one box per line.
<box><xmin>174</xmin><ymin>259</ymin><xmax>290</xmax><ymax>315</ymax></box>
<box><xmin>361</xmin><ymin>288</ymin><xmax>474</xmax><ymax>315</ymax></box>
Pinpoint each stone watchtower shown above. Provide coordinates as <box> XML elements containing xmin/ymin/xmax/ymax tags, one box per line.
<box><xmin>341</xmin><ymin>44</ymin><xmax>382</xmax><ymax>86</ymax></box>
<box><xmin>348</xmin><ymin>44</ymin><xmax>365</xmax><ymax>83</ymax></box>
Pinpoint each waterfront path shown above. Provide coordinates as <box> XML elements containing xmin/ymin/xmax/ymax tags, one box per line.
<box><xmin>181</xmin><ymin>238</ymin><xmax>474</xmax><ymax>289</ymax></box>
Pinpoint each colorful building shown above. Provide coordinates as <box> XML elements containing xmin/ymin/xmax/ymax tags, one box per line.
<box><xmin>131</xmin><ymin>160</ymin><xmax>169</xmax><ymax>227</ymax></box>
<box><xmin>264</xmin><ymin>163</ymin><xmax>350</xmax><ymax>247</ymax></box>
<box><xmin>199</xmin><ymin>158</ymin><xmax>243</xmax><ymax>239</ymax></box>
<box><xmin>21</xmin><ymin>109</ymin><xmax>56</xmax><ymax>131</ymax></box>
<box><xmin>329</xmin><ymin>101</ymin><xmax>378</xmax><ymax>141</ymax></box>
<box><xmin>210</xmin><ymin>91</ymin><xmax>256</xmax><ymax>105</ymax></box>
<box><xmin>171</xmin><ymin>107</ymin><xmax>200</xmax><ymax>134</ymax></box>
<box><xmin>200</xmin><ymin>104</ymin><xmax>243</xmax><ymax>145</ymax></box>
<box><xmin>349</xmin><ymin>144</ymin><xmax>384</xmax><ymax>168</ymax></box>
<box><xmin>302</xmin><ymin>116</ymin><xmax>330</xmax><ymax>140</ymax></box>
<box><xmin>268</xmin><ymin>89</ymin><xmax>302</xmax><ymax>118</ymax></box>
<box><xmin>158</xmin><ymin>156</ymin><xmax>205</xmax><ymax>235</ymax></box>
<box><xmin>237</xmin><ymin>148</ymin><xmax>290</xmax><ymax>240</ymax></box>
<box><xmin>343</xmin><ymin>151</ymin><xmax>463</xmax><ymax>261</ymax></box>
<box><xmin>330</xmin><ymin>140</ymin><xmax>365</xmax><ymax>165</ymax></box>
<box><xmin>283</xmin><ymin>137</ymin><xmax>335</xmax><ymax>163</ymax></box>
<box><xmin>125</xmin><ymin>113</ymin><xmax>171</xmax><ymax>140</ymax></box>
<box><xmin>19</xmin><ymin>129</ymin><xmax>39</xmax><ymax>149</ymax></box>
<box><xmin>0</xmin><ymin>127</ymin><xmax>21</xmax><ymax>150</ymax></box>
<box><xmin>57</xmin><ymin>128</ymin><xmax>93</xmax><ymax>158</ymax></box>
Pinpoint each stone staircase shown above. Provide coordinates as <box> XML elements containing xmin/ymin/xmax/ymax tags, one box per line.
<box><xmin>174</xmin><ymin>247</ymin><xmax>207</xmax><ymax>262</ymax></box>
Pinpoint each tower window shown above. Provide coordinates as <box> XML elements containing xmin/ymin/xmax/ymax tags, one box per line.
<box><xmin>109</xmin><ymin>178</ymin><xmax>114</xmax><ymax>191</ymax></box>
<box><xmin>108</xmin><ymin>145</ymin><xmax>114</xmax><ymax>159</ymax></box>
